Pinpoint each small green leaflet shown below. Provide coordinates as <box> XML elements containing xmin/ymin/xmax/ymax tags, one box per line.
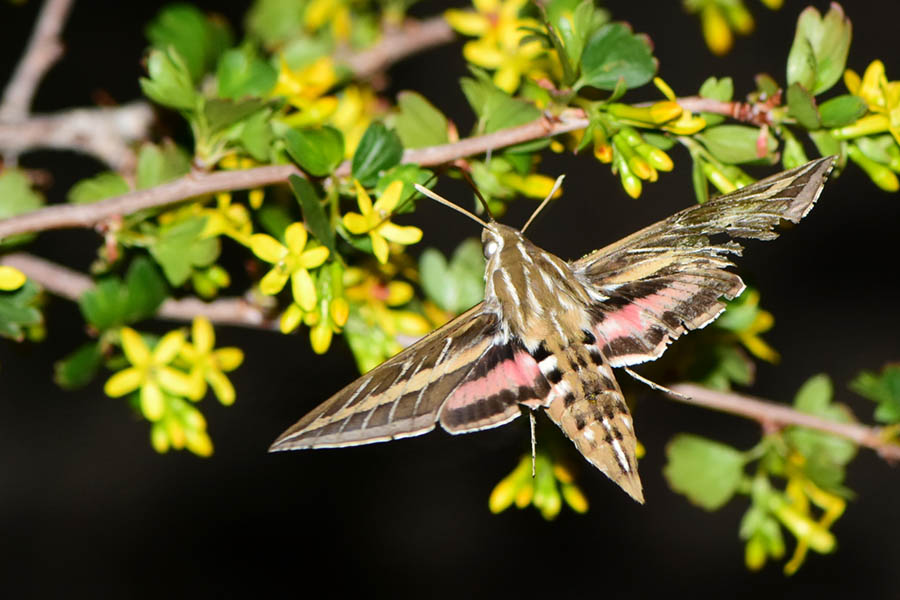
<box><xmin>352</xmin><ymin>123</ymin><xmax>403</xmax><ymax>187</ymax></box>
<box><xmin>0</xmin><ymin>280</ymin><xmax>42</xmax><ymax>341</ymax></box>
<box><xmin>149</xmin><ymin>217</ymin><xmax>220</xmax><ymax>286</ymax></box>
<box><xmin>78</xmin><ymin>257</ymin><xmax>168</xmax><ymax>331</ymax></box>
<box><xmin>664</xmin><ymin>434</ymin><xmax>746</xmax><ymax>511</ymax></box>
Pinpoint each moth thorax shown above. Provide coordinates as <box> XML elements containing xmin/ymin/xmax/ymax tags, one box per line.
<box><xmin>483</xmin><ymin>224</ymin><xmax>593</xmax><ymax>346</ymax></box>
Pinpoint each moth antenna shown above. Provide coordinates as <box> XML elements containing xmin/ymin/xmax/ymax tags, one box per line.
<box><xmin>460</xmin><ymin>169</ymin><xmax>495</xmax><ymax>221</ymax></box>
<box><xmin>521</xmin><ymin>174</ymin><xmax>565</xmax><ymax>234</ymax></box>
<box><xmin>414</xmin><ymin>183</ymin><xmax>490</xmax><ymax>229</ymax></box>
<box><xmin>529</xmin><ymin>411</ymin><xmax>537</xmax><ymax>478</ymax></box>
<box><xmin>622</xmin><ymin>366</ymin><xmax>694</xmax><ymax>402</ymax></box>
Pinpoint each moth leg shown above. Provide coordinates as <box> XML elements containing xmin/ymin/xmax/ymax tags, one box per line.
<box><xmin>622</xmin><ymin>366</ymin><xmax>693</xmax><ymax>402</ymax></box>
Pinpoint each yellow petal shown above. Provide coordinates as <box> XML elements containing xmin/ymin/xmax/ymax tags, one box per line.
<box><xmin>385</xmin><ymin>281</ymin><xmax>414</xmax><ymax>306</ymax></box>
<box><xmin>464</xmin><ymin>39</ymin><xmax>505</xmax><ymax>69</ymax></box>
<box><xmin>284</xmin><ymin>222</ymin><xmax>308</xmax><ymax>254</ymax></box>
<box><xmin>120</xmin><ymin>327</ymin><xmax>150</xmax><ymax>366</ymax></box>
<box><xmin>185</xmin><ymin>429</ymin><xmax>213</xmax><ymax>457</ymax></box>
<box><xmin>104</xmin><ymin>367</ymin><xmax>143</xmax><ymax>397</ymax></box>
<box><xmin>860</xmin><ymin>60</ymin><xmax>886</xmax><ymax>105</ymax></box>
<box><xmin>248</xmin><ymin>188</ymin><xmax>264</xmax><ymax>209</ymax></box>
<box><xmin>342</xmin><ymin>211</ymin><xmax>371</xmax><ymax>234</ymax></box>
<box><xmin>153</xmin><ymin>330</ymin><xmax>186</xmax><ymax>364</ymax></box>
<box><xmin>280</xmin><ymin>303</ymin><xmax>304</xmax><ymax>334</ymax></box>
<box><xmin>299</xmin><ymin>246</ymin><xmax>329</xmax><ymax>269</ymax></box>
<box><xmin>371</xmin><ymin>232</ymin><xmax>390</xmax><ymax>264</ymax></box>
<box><xmin>309</xmin><ymin>322</ymin><xmax>333</xmax><ymax>354</ymax></box>
<box><xmin>353</xmin><ymin>180</ymin><xmax>373</xmax><ymax>214</ymax></box>
<box><xmin>0</xmin><ymin>265</ymin><xmax>26</xmax><ymax>291</ymax></box>
<box><xmin>373</xmin><ymin>180</ymin><xmax>404</xmax><ymax>214</ymax></box>
<box><xmin>250</xmin><ymin>233</ymin><xmax>288</xmax><ymax>263</ymax></box>
<box><xmin>292</xmin><ymin>268</ymin><xmax>318</xmax><ymax>311</ymax></box>
<box><xmin>259</xmin><ymin>267</ymin><xmax>290</xmax><ymax>295</ymax></box>
<box><xmin>207</xmin><ymin>369</ymin><xmax>236</xmax><ymax>406</ymax></box>
<box><xmin>493</xmin><ymin>64</ymin><xmax>521</xmax><ymax>94</ymax></box>
<box><xmin>157</xmin><ymin>366</ymin><xmax>196</xmax><ymax>397</ymax></box>
<box><xmin>213</xmin><ymin>347</ymin><xmax>244</xmax><ymax>371</ymax></box>
<box><xmin>379</xmin><ymin>222</ymin><xmax>423</xmax><ymax>245</ymax></box>
<box><xmin>330</xmin><ymin>297</ymin><xmax>349</xmax><ymax>327</ymax></box>
<box><xmin>844</xmin><ymin>69</ymin><xmax>861</xmax><ymax>95</ymax></box>
<box><xmin>444</xmin><ymin>9</ymin><xmax>489</xmax><ymax>36</ymax></box>
<box><xmin>140</xmin><ymin>382</ymin><xmax>166</xmax><ymax>421</ymax></box>
<box><xmin>192</xmin><ymin>316</ymin><xmax>214</xmax><ymax>354</ymax></box>
<box><xmin>151</xmin><ymin>422</ymin><xmax>170</xmax><ymax>453</ymax></box>
<box><xmin>165</xmin><ymin>416</ymin><xmax>186</xmax><ymax>449</ymax></box>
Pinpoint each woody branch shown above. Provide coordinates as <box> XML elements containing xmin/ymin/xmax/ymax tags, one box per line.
<box><xmin>668</xmin><ymin>383</ymin><xmax>900</xmax><ymax>461</ymax></box>
<box><xmin>0</xmin><ymin>110</ymin><xmax>589</xmax><ymax>239</ymax></box>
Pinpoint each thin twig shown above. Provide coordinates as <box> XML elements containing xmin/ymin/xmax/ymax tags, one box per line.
<box><xmin>342</xmin><ymin>16</ymin><xmax>456</xmax><ymax>79</ymax></box>
<box><xmin>668</xmin><ymin>383</ymin><xmax>900</xmax><ymax>461</ymax></box>
<box><xmin>0</xmin><ymin>102</ymin><xmax>154</xmax><ymax>171</ymax></box>
<box><xmin>0</xmin><ymin>252</ymin><xmax>276</xmax><ymax>329</ymax></box>
<box><xmin>0</xmin><ymin>110</ymin><xmax>588</xmax><ymax>240</ymax></box>
<box><xmin>0</xmin><ymin>0</ymin><xmax>74</xmax><ymax>122</ymax></box>
<box><xmin>638</xmin><ymin>95</ymin><xmax>780</xmax><ymax>127</ymax></box>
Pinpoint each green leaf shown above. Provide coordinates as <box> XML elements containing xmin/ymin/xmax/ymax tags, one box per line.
<box><xmin>419</xmin><ymin>239</ymin><xmax>485</xmax><ymax>314</ymax></box>
<box><xmin>351</xmin><ymin>122</ymin><xmax>403</xmax><ymax>187</ymax></box>
<box><xmin>850</xmin><ymin>364</ymin><xmax>900</xmax><ymax>423</ymax></box>
<box><xmin>54</xmin><ymin>341</ymin><xmax>104</xmax><ymax>390</ymax></box>
<box><xmin>139</xmin><ymin>48</ymin><xmax>198</xmax><ymax>110</ymax></box>
<box><xmin>204</xmin><ymin>97</ymin><xmax>270</xmax><ymax>136</ymax></box>
<box><xmin>288</xmin><ymin>175</ymin><xmax>335</xmax><ymax>255</ymax></box>
<box><xmin>124</xmin><ymin>256</ymin><xmax>169</xmax><ymax>322</ymax></box>
<box><xmin>577</xmin><ymin>22</ymin><xmax>656</xmax><ymax>91</ymax></box>
<box><xmin>714</xmin><ymin>288</ymin><xmax>759</xmax><ymax>332</ymax></box>
<box><xmin>78</xmin><ymin>257</ymin><xmax>168</xmax><ymax>330</ymax></box>
<box><xmin>696</xmin><ymin>125</ymin><xmax>777</xmax><ymax>164</ymax></box>
<box><xmin>755</xmin><ymin>73</ymin><xmax>780</xmax><ymax>98</ymax></box>
<box><xmin>0</xmin><ymin>281</ymin><xmax>42</xmax><ymax>341</ymax></box>
<box><xmin>786</xmin><ymin>83</ymin><xmax>821</xmax><ymax>130</ymax></box>
<box><xmin>256</xmin><ymin>203</ymin><xmax>293</xmax><ymax>242</ymax></box>
<box><xmin>545</xmin><ymin>0</ymin><xmax>610</xmax><ymax>82</ymax></box>
<box><xmin>691</xmin><ymin>153</ymin><xmax>709</xmax><ymax>204</ymax></box>
<box><xmin>67</xmin><ymin>172</ymin><xmax>130</xmax><ymax>204</ymax></box>
<box><xmin>786</xmin><ymin>4</ymin><xmax>851</xmax><ymax>95</ymax></box>
<box><xmin>375</xmin><ymin>164</ymin><xmax>433</xmax><ymax>214</ymax></box>
<box><xmin>245</xmin><ymin>0</ymin><xmax>305</xmax><ymax>48</ymax></box>
<box><xmin>664</xmin><ymin>434</ymin><xmax>745</xmax><ymax>511</ymax></box>
<box><xmin>809</xmin><ymin>130</ymin><xmax>842</xmax><ymax>158</ymax></box>
<box><xmin>785</xmin><ymin>374</ymin><xmax>858</xmax><ymax>490</ymax></box>
<box><xmin>460</xmin><ymin>69</ymin><xmax>541</xmax><ymax>134</ymax></box>
<box><xmin>394</xmin><ymin>91</ymin><xmax>449</xmax><ymax>149</ymax></box>
<box><xmin>136</xmin><ymin>141</ymin><xmax>192</xmax><ymax>190</ymax></box>
<box><xmin>689</xmin><ymin>344</ymin><xmax>754</xmax><ymax>390</ymax></box>
<box><xmin>284</xmin><ymin>126</ymin><xmax>345</xmax><ymax>177</ymax></box>
<box><xmin>237</xmin><ymin>109</ymin><xmax>274</xmax><ymax>162</ymax></box>
<box><xmin>781</xmin><ymin>128</ymin><xmax>810</xmax><ymax>170</ymax></box>
<box><xmin>699</xmin><ymin>76</ymin><xmax>734</xmax><ymax>101</ymax></box>
<box><xmin>149</xmin><ymin>217</ymin><xmax>220</xmax><ymax>286</ymax></box>
<box><xmin>819</xmin><ymin>94</ymin><xmax>868</xmax><ymax>129</ymax></box>
<box><xmin>217</xmin><ymin>46</ymin><xmax>277</xmax><ymax>99</ymax></box>
<box><xmin>855</xmin><ymin>135</ymin><xmax>894</xmax><ymax>165</ymax></box>
<box><xmin>0</xmin><ymin>169</ymin><xmax>45</xmax><ymax>247</ymax></box>
<box><xmin>146</xmin><ymin>3</ymin><xmax>232</xmax><ymax>83</ymax></box>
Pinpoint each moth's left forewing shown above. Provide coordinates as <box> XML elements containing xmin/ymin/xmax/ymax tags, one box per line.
<box><xmin>573</xmin><ymin>156</ymin><xmax>835</xmax><ymax>367</ymax></box>
<box><xmin>271</xmin><ymin>304</ymin><xmax>552</xmax><ymax>451</ymax></box>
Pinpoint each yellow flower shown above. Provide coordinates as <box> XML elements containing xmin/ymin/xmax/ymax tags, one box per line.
<box><xmin>250</xmin><ymin>222</ymin><xmax>330</xmax><ymax>311</ymax></box>
<box><xmin>304</xmin><ymin>0</ymin><xmax>351</xmax><ymax>40</ymax></box>
<box><xmin>489</xmin><ymin>453</ymin><xmax>589</xmax><ymax>520</ymax></box>
<box><xmin>343</xmin><ymin>181</ymin><xmax>423</xmax><ymax>264</ymax></box>
<box><xmin>201</xmin><ymin>193</ymin><xmax>253</xmax><ymax>245</ymax></box>
<box><xmin>445</xmin><ymin>0</ymin><xmax>546</xmax><ymax>93</ymax></box>
<box><xmin>843</xmin><ymin>60</ymin><xmax>900</xmax><ymax>145</ymax></box>
<box><xmin>104</xmin><ymin>327</ymin><xmax>194</xmax><ymax>421</ymax></box>
<box><xmin>272</xmin><ymin>56</ymin><xmax>339</xmax><ymax>127</ymax></box>
<box><xmin>179</xmin><ymin>316</ymin><xmax>244</xmax><ymax>405</ymax></box>
<box><xmin>0</xmin><ymin>266</ymin><xmax>26</xmax><ymax>291</ymax></box>
<box><xmin>329</xmin><ymin>85</ymin><xmax>380</xmax><ymax>158</ymax></box>
<box><xmin>498</xmin><ymin>172</ymin><xmax>563</xmax><ymax>199</ymax></box>
<box><xmin>149</xmin><ymin>395</ymin><xmax>213</xmax><ymax>457</ymax></box>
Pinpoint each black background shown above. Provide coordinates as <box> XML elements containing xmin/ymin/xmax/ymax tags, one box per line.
<box><xmin>1</xmin><ymin>0</ymin><xmax>898</xmax><ymax>597</ymax></box>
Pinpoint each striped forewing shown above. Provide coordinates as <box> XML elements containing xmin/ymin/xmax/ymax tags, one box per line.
<box><xmin>270</xmin><ymin>304</ymin><xmax>549</xmax><ymax>450</ymax></box>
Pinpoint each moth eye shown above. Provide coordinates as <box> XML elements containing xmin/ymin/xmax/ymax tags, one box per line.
<box><xmin>483</xmin><ymin>240</ymin><xmax>499</xmax><ymax>258</ymax></box>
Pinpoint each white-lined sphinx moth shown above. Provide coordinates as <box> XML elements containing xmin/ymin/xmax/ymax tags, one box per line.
<box><xmin>270</xmin><ymin>156</ymin><xmax>835</xmax><ymax>503</ymax></box>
